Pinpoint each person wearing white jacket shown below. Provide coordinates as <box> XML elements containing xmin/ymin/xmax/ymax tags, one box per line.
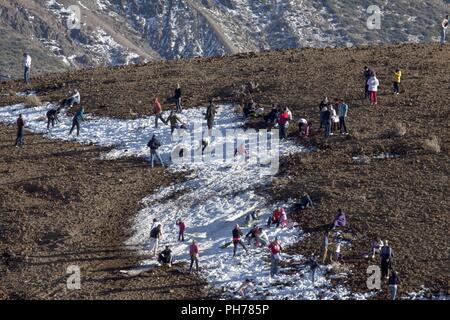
<box><xmin>23</xmin><ymin>53</ymin><xmax>31</xmax><ymax>84</ymax></box>
<box><xmin>367</xmin><ymin>73</ymin><xmax>380</xmax><ymax>105</ymax></box>
<box><xmin>442</xmin><ymin>15</ymin><xmax>449</xmax><ymax>44</ymax></box>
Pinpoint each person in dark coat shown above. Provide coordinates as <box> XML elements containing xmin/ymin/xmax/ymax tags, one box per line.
<box><xmin>323</xmin><ymin>107</ymin><xmax>332</xmax><ymax>137</ymax></box>
<box><xmin>46</xmin><ymin>107</ymin><xmax>61</xmax><ymax>130</ymax></box>
<box><xmin>174</xmin><ymin>84</ymin><xmax>182</xmax><ymax>112</ymax></box>
<box><xmin>332</xmin><ymin>209</ymin><xmax>347</xmax><ymax>229</ymax></box>
<box><xmin>15</xmin><ymin>114</ymin><xmax>25</xmax><ymax>147</ymax></box>
<box><xmin>158</xmin><ymin>246</ymin><xmax>173</xmax><ymax>265</ymax></box>
<box><xmin>176</xmin><ymin>219</ymin><xmax>186</xmax><ymax>242</ymax></box>
<box><xmin>205</xmin><ymin>100</ymin><xmax>216</xmax><ymax>133</ymax></box>
<box><xmin>388</xmin><ymin>270</ymin><xmax>400</xmax><ymax>300</ymax></box>
<box><xmin>308</xmin><ymin>254</ymin><xmax>320</xmax><ymax>284</ymax></box>
<box><xmin>232</xmin><ymin>224</ymin><xmax>248</xmax><ymax>257</ymax></box>
<box><xmin>380</xmin><ymin>240</ymin><xmax>394</xmax><ymax>279</ymax></box>
<box><xmin>297</xmin><ymin>193</ymin><xmax>314</xmax><ymax>210</ymax></box>
<box><xmin>68</xmin><ymin>107</ymin><xmax>84</xmax><ymax>136</ymax></box>
<box><xmin>147</xmin><ymin>134</ymin><xmax>164</xmax><ymax>168</ymax></box>
<box><xmin>264</xmin><ymin>105</ymin><xmax>278</xmax><ymax>125</ymax></box>
<box><xmin>363</xmin><ymin>66</ymin><xmax>372</xmax><ymax>99</ymax></box>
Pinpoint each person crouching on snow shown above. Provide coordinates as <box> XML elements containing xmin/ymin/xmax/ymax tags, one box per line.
<box><xmin>267</xmin><ymin>207</ymin><xmax>284</xmax><ymax>228</ymax></box>
<box><xmin>158</xmin><ymin>246</ymin><xmax>173</xmax><ymax>266</ymax></box>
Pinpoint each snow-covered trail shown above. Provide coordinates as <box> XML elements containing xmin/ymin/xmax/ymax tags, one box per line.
<box><xmin>0</xmin><ymin>102</ymin><xmax>365</xmax><ymax>299</ymax></box>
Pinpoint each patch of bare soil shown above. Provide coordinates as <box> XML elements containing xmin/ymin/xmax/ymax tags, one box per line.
<box><xmin>0</xmin><ymin>125</ymin><xmax>216</xmax><ymax>299</ymax></box>
<box><xmin>0</xmin><ymin>43</ymin><xmax>449</xmax><ymax>299</ymax></box>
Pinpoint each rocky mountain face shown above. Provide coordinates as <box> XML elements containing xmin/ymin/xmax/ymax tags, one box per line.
<box><xmin>0</xmin><ymin>0</ymin><xmax>448</xmax><ymax>79</ymax></box>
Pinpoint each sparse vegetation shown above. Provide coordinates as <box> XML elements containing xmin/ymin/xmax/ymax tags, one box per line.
<box><xmin>24</xmin><ymin>95</ymin><xmax>41</xmax><ymax>107</ymax></box>
<box><xmin>422</xmin><ymin>135</ymin><xmax>441</xmax><ymax>153</ymax></box>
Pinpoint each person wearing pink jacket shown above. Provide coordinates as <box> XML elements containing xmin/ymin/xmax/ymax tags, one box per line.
<box><xmin>189</xmin><ymin>240</ymin><xmax>199</xmax><ymax>273</ymax></box>
<box><xmin>268</xmin><ymin>237</ymin><xmax>282</xmax><ymax>277</ymax></box>
<box><xmin>176</xmin><ymin>219</ymin><xmax>186</xmax><ymax>242</ymax></box>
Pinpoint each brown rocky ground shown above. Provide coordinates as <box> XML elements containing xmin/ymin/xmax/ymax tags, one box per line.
<box><xmin>0</xmin><ymin>43</ymin><xmax>449</xmax><ymax>299</ymax></box>
<box><xmin>0</xmin><ymin>126</ymin><xmax>215</xmax><ymax>299</ymax></box>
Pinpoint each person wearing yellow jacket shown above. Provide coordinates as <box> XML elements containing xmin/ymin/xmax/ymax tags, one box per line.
<box><xmin>393</xmin><ymin>68</ymin><xmax>402</xmax><ymax>95</ymax></box>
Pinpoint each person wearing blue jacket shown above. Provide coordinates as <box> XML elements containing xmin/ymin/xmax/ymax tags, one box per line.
<box><xmin>338</xmin><ymin>100</ymin><xmax>349</xmax><ymax>135</ymax></box>
<box><xmin>69</xmin><ymin>107</ymin><xmax>84</xmax><ymax>136</ymax></box>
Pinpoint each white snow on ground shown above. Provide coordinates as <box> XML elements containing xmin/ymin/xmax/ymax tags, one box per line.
<box><xmin>0</xmin><ymin>102</ymin><xmax>367</xmax><ymax>299</ymax></box>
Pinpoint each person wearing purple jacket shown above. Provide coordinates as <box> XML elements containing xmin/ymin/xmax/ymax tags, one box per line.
<box><xmin>331</xmin><ymin>209</ymin><xmax>347</xmax><ymax>230</ymax></box>
<box><xmin>189</xmin><ymin>240</ymin><xmax>199</xmax><ymax>273</ymax></box>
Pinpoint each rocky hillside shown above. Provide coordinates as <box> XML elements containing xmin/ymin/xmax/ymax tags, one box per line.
<box><xmin>0</xmin><ymin>0</ymin><xmax>448</xmax><ymax>79</ymax></box>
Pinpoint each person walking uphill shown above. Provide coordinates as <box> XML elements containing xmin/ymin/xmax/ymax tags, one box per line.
<box><xmin>189</xmin><ymin>240</ymin><xmax>199</xmax><ymax>273</ymax></box>
<box><xmin>268</xmin><ymin>237</ymin><xmax>282</xmax><ymax>277</ymax></box>
<box><xmin>23</xmin><ymin>53</ymin><xmax>31</xmax><ymax>84</ymax></box>
<box><xmin>15</xmin><ymin>114</ymin><xmax>25</xmax><ymax>147</ymax></box>
<box><xmin>153</xmin><ymin>97</ymin><xmax>166</xmax><ymax>128</ymax></box>
<box><xmin>393</xmin><ymin>68</ymin><xmax>402</xmax><ymax>95</ymax></box>
<box><xmin>68</xmin><ymin>107</ymin><xmax>84</xmax><ymax>137</ymax></box>
<box><xmin>232</xmin><ymin>224</ymin><xmax>248</xmax><ymax>257</ymax></box>
<box><xmin>367</xmin><ymin>72</ymin><xmax>380</xmax><ymax>106</ymax></box>
<box><xmin>147</xmin><ymin>134</ymin><xmax>164</xmax><ymax>168</ymax></box>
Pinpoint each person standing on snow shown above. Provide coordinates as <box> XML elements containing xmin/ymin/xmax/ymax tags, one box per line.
<box><xmin>15</xmin><ymin>114</ymin><xmax>25</xmax><ymax>147</ymax></box>
<box><xmin>205</xmin><ymin>99</ymin><xmax>216</xmax><ymax>134</ymax></box>
<box><xmin>176</xmin><ymin>219</ymin><xmax>186</xmax><ymax>242</ymax></box>
<box><xmin>46</xmin><ymin>106</ymin><xmax>61</xmax><ymax>130</ymax></box>
<box><xmin>388</xmin><ymin>270</ymin><xmax>400</xmax><ymax>300</ymax></box>
<box><xmin>68</xmin><ymin>106</ymin><xmax>84</xmax><ymax>137</ymax></box>
<box><xmin>23</xmin><ymin>53</ymin><xmax>31</xmax><ymax>84</ymax></box>
<box><xmin>189</xmin><ymin>240</ymin><xmax>199</xmax><ymax>273</ymax></box>
<box><xmin>441</xmin><ymin>15</ymin><xmax>449</xmax><ymax>44</ymax></box>
<box><xmin>393</xmin><ymin>68</ymin><xmax>402</xmax><ymax>95</ymax></box>
<box><xmin>367</xmin><ymin>72</ymin><xmax>380</xmax><ymax>106</ymax></box>
<box><xmin>232</xmin><ymin>224</ymin><xmax>248</xmax><ymax>257</ymax></box>
<box><xmin>338</xmin><ymin>99</ymin><xmax>349</xmax><ymax>135</ymax></box>
<box><xmin>148</xmin><ymin>224</ymin><xmax>163</xmax><ymax>257</ymax></box>
<box><xmin>147</xmin><ymin>134</ymin><xmax>164</xmax><ymax>168</ymax></box>
<box><xmin>268</xmin><ymin>237</ymin><xmax>282</xmax><ymax>277</ymax></box>
<box><xmin>277</xmin><ymin>107</ymin><xmax>290</xmax><ymax>140</ymax></box>
<box><xmin>153</xmin><ymin>97</ymin><xmax>166</xmax><ymax>128</ymax></box>
<box><xmin>380</xmin><ymin>240</ymin><xmax>394</xmax><ymax>279</ymax></box>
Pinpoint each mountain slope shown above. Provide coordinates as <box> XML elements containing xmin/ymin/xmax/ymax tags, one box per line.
<box><xmin>0</xmin><ymin>0</ymin><xmax>448</xmax><ymax>78</ymax></box>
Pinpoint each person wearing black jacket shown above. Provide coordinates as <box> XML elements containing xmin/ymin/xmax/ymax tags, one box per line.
<box><xmin>308</xmin><ymin>254</ymin><xmax>320</xmax><ymax>284</ymax></box>
<box><xmin>380</xmin><ymin>240</ymin><xmax>394</xmax><ymax>279</ymax></box>
<box><xmin>323</xmin><ymin>107</ymin><xmax>332</xmax><ymax>137</ymax></box>
<box><xmin>147</xmin><ymin>134</ymin><xmax>164</xmax><ymax>168</ymax></box>
<box><xmin>158</xmin><ymin>246</ymin><xmax>173</xmax><ymax>265</ymax></box>
<box><xmin>46</xmin><ymin>107</ymin><xmax>61</xmax><ymax>130</ymax></box>
<box><xmin>174</xmin><ymin>84</ymin><xmax>182</xmax><ymax>112</ymax></box>
<box><xmin>363</xmin><ymin>66</ymin><xmax>372</xmax><ymax>99</ymax></box>
<box><xmin>232</xmin><ymin>224</ymin><xmax>248</xmax><ymax>257</ymax></box>
<box><xmin>388</xmin><ymin>271</ymin><xmax>400</xmax><ymax>300</ymax></box>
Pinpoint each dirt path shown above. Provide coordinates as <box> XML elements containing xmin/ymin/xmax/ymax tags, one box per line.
<box><xmin>0</xmin><ymin>125</ymin><xmax>214</xmax><ymax>299</ymax></box>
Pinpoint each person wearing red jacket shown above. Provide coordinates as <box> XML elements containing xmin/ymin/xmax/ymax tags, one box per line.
<box><xmin>277</xmin><ymin>107</ymin><xmax>290</xmax><ymax>140</ymax></box>
<box><xmin>267</xmin><ymin>207</ymin><xmax>284</xmax><ymax>228</ymax></box>
<box><xmin>189</xmin><ymin>240</ymin><xmax>199</xmax><ymax>273</ymax></box>
<box><xmin>176</xmin><ymin>219</ymin><xmax>186</xmax><ymax>242</ymax></box>
<box><xmin>153</xmin><ymin>97</ymin><xmax>166</xmax><ymax>128</ymax></box>
<box><xmin>268</xmin><ymin>238</ymin><xmax>282</xmax><ymax>277</ymax></box>
<box><xmin>15</xmin><ymin>114</ymin><xmax>25</xmax><ymax>147</ymax></box>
